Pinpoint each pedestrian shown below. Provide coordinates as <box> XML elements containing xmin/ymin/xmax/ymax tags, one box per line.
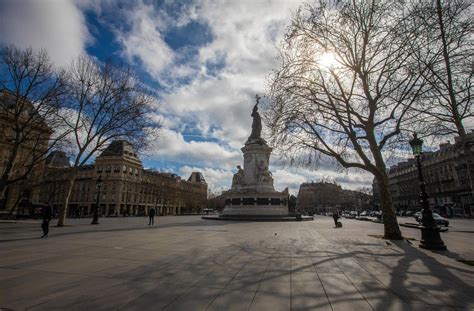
<box><xmin>148</xmin><ymin>207</ymin><xmax>156</xmax><ymax>225</ymax></box>
<box><xmin>332</xmin><ymin>212</ymin><xmax>339</xmax><ymax>227</ymax></box>
<box><xmin>41</xmin><ymin>205</ymin><xmax>53</xmax><ymax>238</ymax></box>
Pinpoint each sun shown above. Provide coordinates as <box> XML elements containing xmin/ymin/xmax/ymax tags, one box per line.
<box><xmin>318</xmin><ymin>52</ymin><xmax>338</xmax><ymax>69</ymax></box>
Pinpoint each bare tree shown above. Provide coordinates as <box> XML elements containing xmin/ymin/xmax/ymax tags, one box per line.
<box><xmin>265</xmin><ymin>1</ymin><xmax>428</xmax><ymax>239</ymax></box>
<box><xmin>0</xmin><ymin>46</ymin><xmax>68</xmax><ymax>214</ymax></box>
<box><xmin>56</xmin><ymin>55</ymin><xmax>159</xmax><ymax>226</ymax></box>
<box><xmin>406</xmin><ymin>0</ymin><xmax>473</xmax><ymax>138</ymax></box>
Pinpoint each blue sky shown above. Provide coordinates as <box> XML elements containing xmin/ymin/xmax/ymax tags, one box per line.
<box><xmin>0</xmin><ymin>0</ymin><xmax>380</xmax><ymax>194</ymax></box>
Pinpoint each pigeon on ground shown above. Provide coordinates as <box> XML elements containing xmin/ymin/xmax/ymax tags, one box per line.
<box><xmin>386</xmin><ymin>241</ymin><xmax>392</xmax><ymax>246</ymax></box>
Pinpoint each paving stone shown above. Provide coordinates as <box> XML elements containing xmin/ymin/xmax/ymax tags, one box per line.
<box><xmin>162</xmin><ymin>286</ymin><xmax>222</xmax><ymax>310</ymax></box>
<box><xmin>319</xmin><ymin>273</ymin><xmax>373</xmax><ymax>310</ymax></box>
<box><xmin>250</xmin><ymin>289</ymin><xmax>290</xmax><ymax>311</ymax></box>
<box><xmin>291</xmin><ymin>280</ymin><xmax>332</xmax><ymax>311</ymax></box>
<box><xmin>207</xmin><ymin>289</ymin><xmax>255</xmax><ymax>311</ymax></box>
<box><xmin>118</xmin><ymin>282</ymin><xmax>191</xmax><ymax>311</ymax></box>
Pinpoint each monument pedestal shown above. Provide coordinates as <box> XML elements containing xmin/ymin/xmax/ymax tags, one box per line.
<box><xmin>221</xmin><ymin>140</ymin><xmax>289</xmax><ymax>217</ymax></box>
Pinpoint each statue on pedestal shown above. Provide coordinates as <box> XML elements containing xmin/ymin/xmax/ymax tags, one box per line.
<box><xmin>220</xmin><ymin>93</ymin><xmax>289</xmax><ymax>218</ymax></box>
<box><xmin>247</xmin><ymin>94</ymin><xmax>265</xmax><ymax>144</ymax></box>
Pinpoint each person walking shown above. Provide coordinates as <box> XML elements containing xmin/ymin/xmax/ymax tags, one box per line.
<box><xmin>148</xmin><ymin>207</ymin><xmax>156</xmax><ymax>226</ymax></box>
<box><xmin>41</xmin><ymin>205</ymin><xmax>53</xmax><ymax>238</ymax></box>
<box><xmin>332</xmin><ymin>211</ymin><xmax>339</xmax><ymax>227</ymax></box>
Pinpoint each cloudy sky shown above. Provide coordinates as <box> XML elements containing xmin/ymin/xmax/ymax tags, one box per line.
<box><xmin>0</xmin><ymin>0</ymin><xmax>380</xmax><ymax>194</ymax></box>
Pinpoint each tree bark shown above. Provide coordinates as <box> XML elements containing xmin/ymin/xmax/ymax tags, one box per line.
<box><xmin>56</xmin><ymin>168</ymin><xmax>77</xmax><ymax>227</ymax></box>
<box><xmin>375</xmin><ymin>170</ymin><xmax>403</xmax><ymax>240</ymax></box>
<box><xmin>367</xmin><ymin>128</ymin><xmax>403</xmax><ymax>240</ymax></box>
<box><xmin>5</xmin><ymin>187</ymin><xmax>22</xmax><ymax>219</ymax></box>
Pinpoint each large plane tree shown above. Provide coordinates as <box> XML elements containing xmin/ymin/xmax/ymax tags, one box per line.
<box><xmin>266</xmin><ymin>0</ymin><xmax>428</xmax><ymax>239</ymax></box>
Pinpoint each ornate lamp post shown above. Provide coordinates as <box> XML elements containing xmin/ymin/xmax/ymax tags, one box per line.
<box><xmin>91</xmin><ymin>175</ymin><xmax>103</xmax><ymax>225</ymax></box>
<box><xmin>409</xmin><ymin>133</ymin><xmax>446</xmax><ymax>250</ymax></box>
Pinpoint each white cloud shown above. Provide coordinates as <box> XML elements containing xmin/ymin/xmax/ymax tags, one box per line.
<box><xmin>272</xmin><ymin>169</ymin><xmax>308</xmax><ymax>193</ymax></box>
<box><xmin>179</xmin><ymin>165</ymin><xmax>233</xmax><ymax>192</ymax></box>
<box><xmin>115</xmin><ymin>1</ymin><xmax>175</xmax><ymax>79</ymax></box>
<box><xmin>154</xmin><ymin>0</ymin><xmax>306</xmax><ymax>150</ymax></box>
<box><xmin>145</xmin><ymin>128</ymin><xmax>241</xmax><ymax>170</ymax></box>
<box><xmin>0</xmin><ymin>0</ymin><xmax>90</xmax><ymax>67</ymax></box>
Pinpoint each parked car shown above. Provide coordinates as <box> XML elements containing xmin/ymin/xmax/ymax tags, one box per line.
<box><xmin>414</xmin><ymin>211</ymin><xmax>422</xmax><ymax>221</ymax></box>
<box><xmin>369</xmin><ymin>211</ymin><xmax>381</xmax><ymax>217</ymax></box>
<box><xmin>415</xmin><ymin>212</ymin><xmax>449</xmax><ymax>226</ymax></box>
<box><xmin>345</xmin><ymin>211</ymin><xmax>358</xmax><ymax>219</ymax></box>
<box><xmin>432</xmin><ymin>213</ymin><xmax>450</xmax><ymax>226</ymax></box>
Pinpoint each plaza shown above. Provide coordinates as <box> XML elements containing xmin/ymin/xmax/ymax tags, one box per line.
<box><xmin>1</xmin><ymin>216</ymin><xmax>473</xmax><ymax>310</ymax></box>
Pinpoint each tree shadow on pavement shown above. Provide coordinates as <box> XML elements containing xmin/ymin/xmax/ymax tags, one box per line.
<box><xmin>377</xmin><ymin>240</ymin><xmax>474</xmax><ymax>310</ymax></box>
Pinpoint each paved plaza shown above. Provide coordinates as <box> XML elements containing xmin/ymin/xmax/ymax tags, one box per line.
<box><xmin>0</xmin><ymin>216</ymin><xmax>473</xmax><ymax>310</ymax></box>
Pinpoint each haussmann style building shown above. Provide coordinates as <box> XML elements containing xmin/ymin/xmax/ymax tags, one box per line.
<box><xmin>296</xmin><ymin>181</ymin><xmax>372</xmax><ymax>215</ymax></box>
<box><xmin>39</xmin><ymin>140</ymin><xmax>208</xmax><ymax>218</ymax></box>
<box><xmin>381</xmin><ymin>133</ymin><xmax>474</xmax><ymax>216</ymax></box>
<box><xmin>0</xmin><ymin>90</ymin><xmax>52</xmax><ymax>216</ymax></box>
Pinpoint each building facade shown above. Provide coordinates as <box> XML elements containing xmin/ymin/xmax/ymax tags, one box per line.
<box><xmin>0</xmin><ymin>90</ymin><xmax>52</xmax><ymax>215</ymax></box>
<box><xmin>296</xmin><ymin>181</ymin><xmax>372</xmax><ymax>214</ymax></box>
<box><xmin>382</xmin><ymin>133</ymin><xmax>474</xmax><ymax>216</ymax></box>
<box><xmin>39</xmin><ymin>140</ymin><xmax>208</xmax><ymax>217</ymax></box>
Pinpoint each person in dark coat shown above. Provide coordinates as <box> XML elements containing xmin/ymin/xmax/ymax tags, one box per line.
<box><xmin>148</xmin><ymin>207</ymin><xmax>156</xmax><ymax>225</ymax></box>
<box><xmin>41</xmin><ymin>205</ymin><xmax>53</xmax><ymax>238</ymax></box>
<box><xmin>332</xmin><ymin>212</ymin><xmax>340</xmax><ymax>227</ymax></box>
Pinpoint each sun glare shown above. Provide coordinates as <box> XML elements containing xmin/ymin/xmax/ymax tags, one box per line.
<box><xmin>318</xmin><ymin>52</ymin><xmax>338</xmax><ymax>69</ymax></box>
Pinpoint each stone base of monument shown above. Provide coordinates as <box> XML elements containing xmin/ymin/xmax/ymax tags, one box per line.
<box><xmin>202</xmin><ymin>191</ymin><xmax>314</xmax><ymax>221</ymax></box>
<box><xmin>202</xmin><ymin>214</ymin><xmax>314</xmax><ymax>221</ymax></box>
<box><xmin>221</xmin><ymin>192</ymin><xmax>288</xmax><ymax>216</ymax></box>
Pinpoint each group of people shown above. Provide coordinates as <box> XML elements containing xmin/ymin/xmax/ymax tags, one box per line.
<box><xmin>40</xmin><ymin>206</ymin><xmax>159</xmax><ymax>238</ymax></box>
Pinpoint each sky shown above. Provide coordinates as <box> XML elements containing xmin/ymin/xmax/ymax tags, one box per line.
<box><xmin>0</xmin><ymin>0</ymin><xmax>380</xmax><ymax>194</ymax></box>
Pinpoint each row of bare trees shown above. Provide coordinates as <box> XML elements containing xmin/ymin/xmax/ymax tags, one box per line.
<box><xmin>0</xmin><ymin>46</ymin><xmax>159</xmax><ymax>225</ymax></box>
<box><xmin>265</xmin><ymin>0</ymin><xmax>472</xmax><ymax>239</ymax></box>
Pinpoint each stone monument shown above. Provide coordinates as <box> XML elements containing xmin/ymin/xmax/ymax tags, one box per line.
<box><xmin>221</xmin><ymin>95</ymin><xmax>289</xmax><ymax>217</ymax></box>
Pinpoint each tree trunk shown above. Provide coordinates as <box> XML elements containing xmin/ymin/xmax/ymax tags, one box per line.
<box><xmin>5</xmin><ymin>188</ymin><xmax>22</xmax><ymax>219</ymax></box>
<box><xmin>461</xmin><ymin>138</ymin><xmax>473</xmax><ymax>216</ymax></box>
<box><xmin>375</xmin><ymin>171</ymin><xmax>403</xmax><ymax>240</ymax></box>
<box><xmin>57</xmin><ymin>169</ymin><xmax>77</xmax><ymax>227</ymax></box>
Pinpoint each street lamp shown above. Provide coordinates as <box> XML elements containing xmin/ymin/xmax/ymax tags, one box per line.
<box><xmin>91</xmin><ymin>175</ymin><xmax>103</xmax><ymax>225</ymax></box>
<box><xmin>409</xmin><ymin>132</ymin><xmax>446</xmax><ymax>250</ymax></box>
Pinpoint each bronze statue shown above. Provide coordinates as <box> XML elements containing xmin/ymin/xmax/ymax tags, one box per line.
<box><xmin>248</xmin><ymin>94</ymin><xmax>262</xmax><ymax>141</ymax></box>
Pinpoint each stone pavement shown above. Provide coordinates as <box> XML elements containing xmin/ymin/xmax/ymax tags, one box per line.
<box><xmin>0</xmin><ymin>216</ymin><xmax>473</xmax><ymax>310</ymax></box>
